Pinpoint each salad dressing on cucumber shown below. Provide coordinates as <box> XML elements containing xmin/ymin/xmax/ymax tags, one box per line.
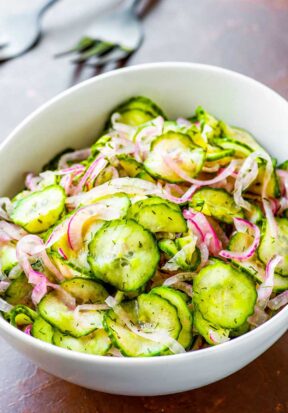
<box><xmin>0</xmin><ymin>96</ymin><xmax>287</xmax><ymax>357</ymax></box>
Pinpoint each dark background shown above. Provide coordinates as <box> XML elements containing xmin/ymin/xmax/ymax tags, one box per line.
<box><xmin>0</xmin><ymin>0</ymin><xmax>288</xmax><ymax>412</ymax></box>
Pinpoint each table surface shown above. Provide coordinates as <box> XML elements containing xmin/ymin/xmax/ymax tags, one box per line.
<box><xmin>1</xmin><ymin>0</ymin><xmax>288</xmax><ymax>412</ymax></box>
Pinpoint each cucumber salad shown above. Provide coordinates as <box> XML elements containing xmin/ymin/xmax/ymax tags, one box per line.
<box><xmin>0</xmin><ymin>96</ymin><xmax>288</xmax><ymax>357</ymax></box>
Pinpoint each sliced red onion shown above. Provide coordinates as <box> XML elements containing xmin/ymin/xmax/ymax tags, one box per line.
<box><xmin>0</xmin><ymin>280</ymin><xmax>10</xmax><ymax>293</ymax></box>
<box><xmin>184</xmin><ymin>210</ymin><xmax>222</xmax><ymax>255</ymax></box>
<box><xmin>206</xmin><ymin>217</ymin><xmax>229</xmax><ymax>248</ymax></box>
<box><xmin>202</xmin><ymin>165</ymin><xmax>221</xmax><ymax>173</ymax></box>
<box><xmin>108</xmin><ymin>347</ymin><xmax>124</xmax><ymax>357</ymax></box>
<box><xmin>67</xmin><ymin>203</ymin><xmax>124</xmax><ymax>251</ymax></box>
<box><xmin>248</xmin><ymin>305</ymin><xmax>269</xmax><ymax>327</ymax></box>
<box><xmin>58</xmin><ymin>148</ymin><xmax>91</xmax><ymax>169</ymax></box>
<box><xmin>105</xmin><ymin>295</ymin><xmax>117</xmax><ymax>308</ymax></box>
<box><xmin>170</xmin><ymin>281</ymin><xmax>193</xmax><ymax>297</ymax></box>
<box><xmin>263</xmin><ymin>198</ymin><xmax>278</xmax><ymax>237</ymax></box>
<box><xmin>135</xmin><ymin>116</ymin><xmax>164</xmax><ymax>159</ymax></box>
<box><xmin>219</xmin><ymin>218</ymin><xmax>260</xmax><ymax>261</ymax></box>
<box><xmin>164</xmin><ymin>183</ymin><xmax>185</xmax><ymax>196</ymax></box>
<box><xmin>177</xmin><ymin>118</ymin><xmax>191</xmax><ymax>127</ymax></box>
<box><xmin>209</xmin><ymin>330</ymin><xmax>230</xmax><ymax>345</ymax></box>
<box><xmin>163</xmin><ymin>184</ymin><xmax>199</xmax><ymax>204</ymax></box>
<box><xmin>25</xmin><ymin>173</ymin><xmax>41</xmax><ymax>191</ymax></box>
<box><xmin>58</xmin><ymin>248</ymin><xmax>68</xmax><ymax>260</ymax></box>
<box><xmin>0</xmin><ymin>221</ymin><xmax>27</xmax><ymax>241</ymax></box>
<box><xmin>257</xmin><ymin>255</ymin><xmax>283</xmax><ymax>309</ymax></box>
<box><xmin>23</xmin><ymin>324</ymin><xmax>32</xmax><ymax>335</ymax></box>
<box><xmin>234</xmin><ymin>153</ymin><xmax>259</xmax><ymax>210</ymax></box>
<box><xmin>268</xmin><ymin>290</ymin><xmax>288</xmax><ymax>310</ymax></box>
<box><xmin>74</xmin><ymin>303</ymin><xmax>109</xmax><ymax>320</ymax></box>
<box><xmin>73</xmin><ymin>156</ymin><xmax>107</xmax><ymax>195</ymax></box>
<box><xmin>0</xmin><ymin>297</ymin><xmax>13</xmax><ymax>312</ymax></box>
<box><xmin>111</xmin><ymin>113</ymin><xmax>136</xmax><ymax>136</ymax></box>
<box><xmin>17</xmin><ymin>235</ymin><xmax>64</xmax><ymax>281</ymax></box>
<box><xmin>67</xmin><ymin>177</ymin><xmax>163</xmax><ymax>208</ymax></box>
<box><xmin>57</xmin><ymin>164</ymin><xmax>85</xmax><ymax>176</ymax></box>
<box><xmin>198</xmin><ymin>242</ymin><xmax>210</xmax><ymax>268</ymax></box>
<box><xmin>163</xmin><ymin>272</ymin><xmax>196</xmax><ymax>286</ymax></box>
<box><xmin>165</xmin><ymin>157</ymin><xmax>238</xmax><ymax>187</ymax></box>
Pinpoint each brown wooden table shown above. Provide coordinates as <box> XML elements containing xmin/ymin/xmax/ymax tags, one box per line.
<box><xmin>0</xmin><ymin>1</ymin><xmax>288</xmax><ymax>412</ymax></box>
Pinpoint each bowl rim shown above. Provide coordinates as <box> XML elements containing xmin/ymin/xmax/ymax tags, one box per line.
<box><xmin>0</xmin><ymin>61</ymin><xmax>287</xmax><ymax>365</ymax></box>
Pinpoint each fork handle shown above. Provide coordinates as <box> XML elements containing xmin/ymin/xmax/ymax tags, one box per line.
<box><xmin>38</xmin><ymin>0</ymin><xmax>60</xmax><ymax>16</ymax></box>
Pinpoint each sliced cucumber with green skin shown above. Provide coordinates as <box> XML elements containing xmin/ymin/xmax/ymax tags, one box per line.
<box><xmin>88</xmin><ymin>219</ymin><xmax>160</xmax><ymax>291</ymax></box>
<box><xmin>6</xmin><ymin>305</ymin><xmax>37</xmax><ymax>327</ymax></box>
<box><xmin>135</xmin><ymin>171</ymin><xmax>156</xmax><ymax>183</ymax></box>
<box><xmin>38</xmin><ymin>278</ymin><xmax>109</xmax><ymax>337</ymax></box>
<box><xmin>229</xmin><ymin>231</ymin><xmax>288</xmax><ymax>291</ymax></box>
<box><xmin>247</xmin><ymin>163</ymin><xmax>280</xmax><ymax>198</ymax></box>
<box><xmin>151</xmin><ymin>286</ymin><xmax>193</xmax><ymax>349</ymax></box>
<box><xmin>206</xmin><ymin>147</ymin><xmax>235</xmax><ymax>161</ymax></box>
<box><xmin>12</xmin><ymin>190</ymin><xmax>31</xmax><ymax>204</ymax></box>
<box><xmin>50</xmin><ymin>194</ymin><xmax>130</xmax><ymax>273</ymax></box>
<box><xmin>278</xmin><ymin>160</ymin><xmax>288</xmax><ymax>170</ymax></box>
<box><xmin>230</xmin><ymin>321</ymin><xmax>250</xmax><ymax>338</ymax></box>
<box><xmin>258</xmin><ymin>218</ymin><xmax>288</xmax><ymax>276</ymax></box>
<box><xmin>53</xmin><ymin>328</ymin><xmax>111</xmax><ymax>355</ymax></box>
<box><xmin>11</xmin><ymin>185</ymin><xmax>66</xmax><ymax>233</ymax></box>
<box><xmin>144</xmin><ymin>132</ymin><xmax>205</xmax><ymax>183</ymax></box>
<box><xmin>111</xmin><ymin>96</ymin><xmax>166</xmax><ymax>120</ymax></box>
<box><xmin>193</xmin><ymin>309</ymin><xmax>230</xmax><ymax>346</ymax></box>
<box><xmin>5</xmin><ymin>273</ymin><xmax>32</xmax><ymax>306</ymax></box>
<box><xmin>128</xmin><ymin>197</ymin><xmax>187</xmax><ymax>233</ymax></box>
<box><xmin>118</xmin><ymin>109</ymin><xmax>155</xmax><ymax>127</ymax></box>
<box><xmin>190</xmin><ymin>187</ymin><xmax>244</xmax><ymax>224</ymax></box>
<box><xmin>117</xmin><ymin>155</ymin><xmax>144</xmax><ymax>177</ymax></box>
<box><xmin>32</xmin><ymin>317</ymin><xmax>54</xmax><ymax>344</ymax></box>
<box><xmin>244</xmin><ymin>202</ymin><xmax>263</xmax><ymax>224</ymax></box>
<box><xmin>0</xmin><ymin>244</ymin><xmax>17</xmax><ymax>273</ymax></box>
<box><xmin>158</xmin><ymin>239</ymin><xmax>179</xmax><ymax>256</ymax></box>
<box><xmin>104</xmin><ymin>294</ymin><xmax>181</xmax><ymax>357</ymax></box>
<box><xmin>221</xmin><ymin>124</ymin><xmax>269</xmax><ymax>158</ymax></box>
<box><xmin>213</xmin><ymin>137</ymin><xmax>252</xmax><ymax>158</ymax></box>
<box><xmin>193</xmin><ymin>261</ymin><xmax>257</xmax><ymax>329</ymax></box>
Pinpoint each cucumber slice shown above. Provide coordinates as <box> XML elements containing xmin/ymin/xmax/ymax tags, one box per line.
<box><xmin>117</xmin><ymin>155</ymin><xmax>144</xmax><ymax>177</ymax></box>
<box><xmin>206</xmin><ymin>146</ymin><xmax>235</xmax><ymax>161</ymax></box>
<box><xmin>6</xmin><ymin>304</ymin><xmax>37</xmax><ymax>327</ymax></box>
<box><xmin>248</xmin><ymin>163</ymin><xmax>280</xmax><ymax>198</ymax></box>
<box><xmin>190</xmin><ymin>187</ymin><xmax>244</xmax><ymax>224</ymax></box>
<box><xmin>213</xmin><ymin>137</ymin><xmax>252</xmax><ymax>158</ymax></box>
<box><xmin>53</xmin><ymin>328</ymin><xmax>111</xmax><ymax>355</ymax></box>
<box><xmin>38</xmin><ymin>278</ymin><xmax>109</xmax><ymax>337</ymax></box>
<box><xmin>88</xmin><ymin>219</ymin><xmax>160</xmax><ymax>291</ymax></box>
<box><xmin>0</xmin><ymin>244</ymin><xmax>17</xmax><ymax>273</ymax></box>
<box><xmin>128</xmin><ymin>197</ymin><xmax>187</xmax><ymax>233</ymax></box>
<box><xmin>118</xmin><ymin>109</ymin><xmax>155</xmax><ymax>126</ymax></box>
<box><xmin>258</xmin><ymin>218</ymin><xmax>288</xmax><ymax>276</ymax></box>
<box><xmin>224</xmin><ymin>125</ymin><xmax>269</xmax><ymax>158</ymax></box>
<box><xmin>158</xmin><ymin>239</ymin><xmax>178</xmax><ymax>256</ymax></box>
<box><xmin>11</xmin><ymin>185</ymin><xmax>66</xmax><ymax>233</ymax></box>
<box><xmin>244</xmin><ymin>202</ymin><xmax>263</xmax><ymax>224</ymax></box>
<box><xmin>151</xmin><ymin>286</ymin><xmax>193</xmax><ymax>349</ymax></box>
<box><xmin>109</xmin><ymin>96</ymin><xmax>166</xmax><ymax>124</ymax></box>
<box><xmin>193</xmin><ymin>261</ymin><xmax>257</xmax><ymax>328</ymax></box>
<box><xmin>230</xmin><ymin>321</ymin><xmax>250</xmax><ymax>338</ymax></box>
<box><xmin>144</xmin><ymin>132</ymin><xmax>205</xmax><ymax>183</ymax></box>
<box><xmin>278</xmin><ymin>160</ymin><xmax>288</xmax><ymax>170</ymax></box>
<box><xmin>229</xmin><ymin>231</ymin><xmax>288</xmax><ymax>291</ymax></box>
<box><xmin>193</xmin><ymin>309</ymin><xmax>230</xmax><ymax>346</ymax></box>
<box><xmin>32</xmin><ymin>316</ymin><xmax>54</xmax><ymax>343</ymax></box>
<box><xmin>104</xmin><ymin>294</ymin><xmax>181</xmax><ymax>357</ymax></box>
<box><xmin>5</xmin><ymin>273</ymin><xmax>32</xmax><ymax>306</ymax></box>
<box><xmin>135</xmin><ymin>171</ymin><xmax>156</xmax><ymax>183</ymax></box>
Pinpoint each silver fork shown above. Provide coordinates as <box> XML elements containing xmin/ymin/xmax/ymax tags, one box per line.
<box><xmin>0</xmin><ymin>0</ymin><xmax>59</xmax><ymax>63</ymax></box>
<box><xmin>57</xmin><ymin>0</ymin><xmax>143</xmax><ymax>66</ymax></box>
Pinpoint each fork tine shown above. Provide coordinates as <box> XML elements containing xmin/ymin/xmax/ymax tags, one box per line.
<box><xmin>72</xmin><ymin>41</ymin><xmax>115</xmax><ymax>63</ymax></box>
<box><xmin>55</xmin><ymin>36</ymin><xmax>97</xmax><ymax>58</ymax></box>
<box><xmin>84</xmin><ymin>47</ymin><xmax>131</xmax><ymax>66</ymax></box>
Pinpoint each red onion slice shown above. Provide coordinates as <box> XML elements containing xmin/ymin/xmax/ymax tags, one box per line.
<box><xmin>73</xmin><ymin>156</ymin><xmax>108</xmax><ymax>195</ymax></box>
<box><xmin>58</xmin><ymin>148</ymin><xmax>91</xmax><ymax>169</ymax></box>
<box><xmin>268</xmin><ymin>290</ymin><xmax>288</xmax><ymax>310</ymax></box>
<box><xmin>67</xmin><ymin>203</ymin><xmax>124</xmax><ymax>251</ymax></box>
<box><xmin>257</xmin><ymin>255</ymin><xmax>283</xmax><ymax>309</ymax></box>
<box><xmin>0</xmin><ymin>298</ymin><xmax>13</xmax><ymax>312</ymax></box>
<box><xmin>164</xmin><ymin>157</ymin><xmax>238</xmax><ymax>187</ymax></box>
<box><xmin>219</xmin><ymin>218</ymin><xmax>260</xmax><ymax>261</ymax></box>
<box><xmin>263</xmin><ymin>198</ymin><xmax>278</xmax><ymax>237</ymax></box>
<box><xmin>234</xmin><ymin>153</ymin><xmax>259</xmax><ymax>210</ymax></box>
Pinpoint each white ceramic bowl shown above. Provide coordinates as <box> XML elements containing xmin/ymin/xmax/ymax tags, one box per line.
<box><xmin>0</xmin><ymin>63</ymin><xmax>287</xmax><ymax>396</ymax></box>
